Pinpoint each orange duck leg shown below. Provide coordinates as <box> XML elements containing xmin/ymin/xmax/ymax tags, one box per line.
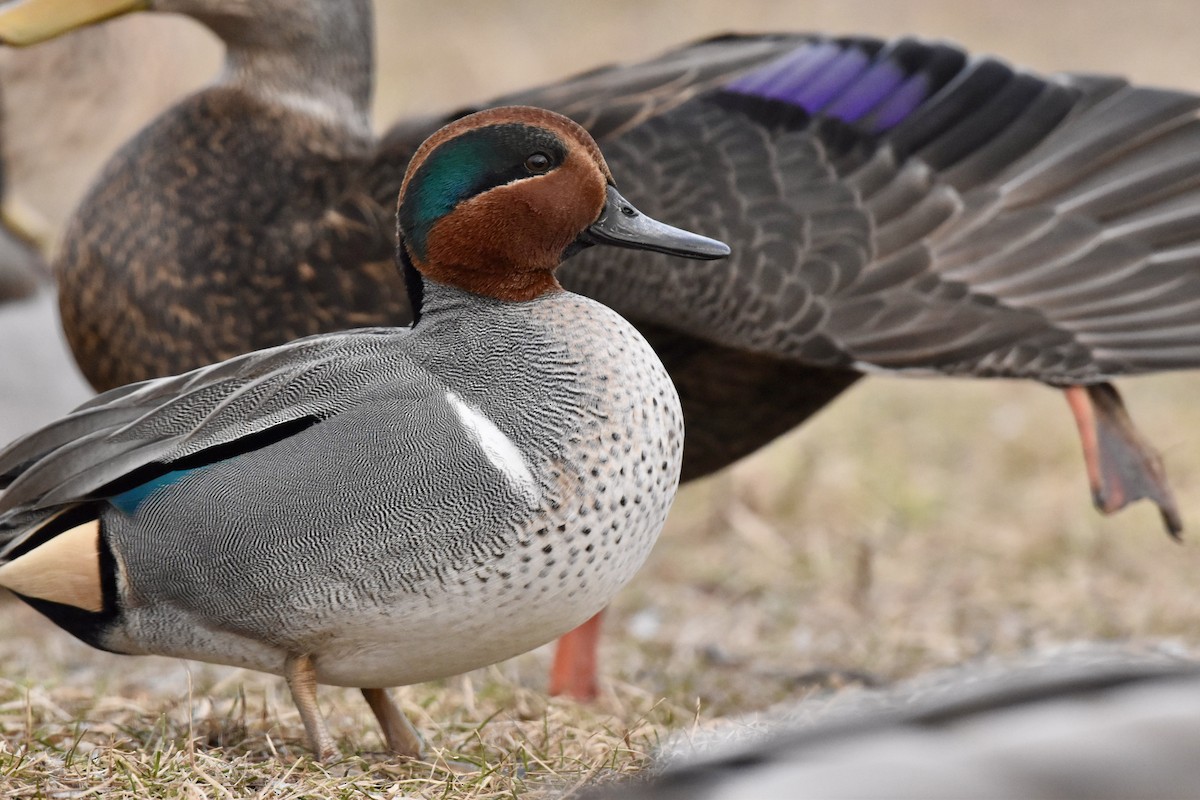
<box><xmin>549</xmin><ymin>610</ymin><xmax>605</xmax><ymax>700</ymax></box>
<box><xmin>1064</xmin><ymin>383</ymin><xmax>1182</xmax><ymax>539</ymax></box>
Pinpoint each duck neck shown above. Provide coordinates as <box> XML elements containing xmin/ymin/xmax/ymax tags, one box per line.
<box><xmin>417</xmin><ymin>276</ymin><xmax>557</xmax><ymax>322</ymax></box>
<box><xmin>203</xmin><ymin>0</ymin><xmax>374</xmax><ymax>138</ymax></box>
<box><xmin>417</xmin><ymin>279</ymin><xmax>493</xmax><ymax>322</ymax></box>
<box><xmin>400</xmin><ymin>241</ymin><xmax>564</xmax><ymax>324</ymax></box>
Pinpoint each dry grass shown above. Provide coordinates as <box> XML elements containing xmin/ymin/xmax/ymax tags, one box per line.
<box><xmin>0</xmin><ymin>631</ymin><xmax>686</xmax><ymax>798</ymax></box>
<box><xmin>2</xmin><ymin>0</ymin><xmax>1200</xmax><ymax>796</ymax></box>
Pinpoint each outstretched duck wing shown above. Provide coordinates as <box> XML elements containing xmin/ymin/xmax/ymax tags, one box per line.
<box><xmin>468</xmin><ymin>33</ymin><xmax>1200</xmax><ymax>382</ymax></box>
<box><xmin>490</xmin><ymin>34</ymin><xmax>813</xmax><ymax>141</ymax></box>
<box><xmin>0</xmin><ymin>327</ymin><xmax>407</xmax><ymax>518</ymax></box>
<box><xmin>803</xmin><ymin>64</ymin><xmax>1200</xmax><ymax>380</ymax></box>
<box><xmin>368</xmin><ymin>35</ymin><xmax>811</xmax><ymax>209</ymax></box>
<box><xmin>370</xmin><ymin>35</ymin><xmax>1200</xmax><ymax>530</ymax></box>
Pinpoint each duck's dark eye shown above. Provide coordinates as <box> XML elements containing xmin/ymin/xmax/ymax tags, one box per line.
<box><xmin>524</xmin><ymin>152</ymin><xmax>552</xmax><ymax>174</ymax></box>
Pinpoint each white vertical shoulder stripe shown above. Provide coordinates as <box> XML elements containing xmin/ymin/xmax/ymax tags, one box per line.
<box><xmin>445</xmin><ymin>391</ymin><xmax>538</xmax><ymax>501</ymax></box>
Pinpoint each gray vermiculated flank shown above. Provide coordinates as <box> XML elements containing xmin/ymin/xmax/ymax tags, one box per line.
<box><xmin>0</xmin><ymin>282</ymin><xmax>683</xmax><ymax>688</ymax></box>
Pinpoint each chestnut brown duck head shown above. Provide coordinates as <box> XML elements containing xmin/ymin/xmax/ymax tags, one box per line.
<box><xmin>397</xmin><ymin>106</ymin><xmax>727</xmax><ymax>307</ymax></box>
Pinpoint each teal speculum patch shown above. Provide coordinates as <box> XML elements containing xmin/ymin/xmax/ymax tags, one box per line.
<box><xmin>109</xmin><ymin>465</ymin><xmax>212</xmax><ymax>515</ymax></box>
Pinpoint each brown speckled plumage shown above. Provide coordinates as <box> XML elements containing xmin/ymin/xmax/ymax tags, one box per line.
<box><xmin>58</xmin><ymin>87</ymin><xmax>410</xmax><ymax>389</ymax></box>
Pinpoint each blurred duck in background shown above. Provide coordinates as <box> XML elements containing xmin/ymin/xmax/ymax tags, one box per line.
<box><xmin>0</xmin><ymin>12</ymin><xmax>214</xmax><ymax>440</ymax></box>
<box><xmin>578</xmin><ymin>644</ymin><xmax>1200</xmax><ymax>800</ymax></box>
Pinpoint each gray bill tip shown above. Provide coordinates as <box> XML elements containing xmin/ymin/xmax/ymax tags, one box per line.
<box><xmin>584</xmin><ymin>185</ymin><xmax>731</xmax><ymax>261</ymax></box>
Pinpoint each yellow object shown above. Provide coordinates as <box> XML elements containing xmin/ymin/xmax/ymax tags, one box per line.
<box><xmin>0</xmin><ymin>0</ymin><xmax>148</xmax><ymax>46</ymax></box>
<box><xmin>1</xmin><ymin>195</ymin><xmax>52</xmax><ymax>253</ymax></box>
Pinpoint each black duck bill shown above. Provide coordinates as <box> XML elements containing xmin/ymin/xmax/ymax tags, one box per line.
<box><xmin>0</xmin><ymin>0</ymin><xmax>147</xmax><ymax>46</ymax></box>
<box><xmin>580</xmin><ymin>185</ymin><xmax>730</xmax><ymax>261</ymax></box>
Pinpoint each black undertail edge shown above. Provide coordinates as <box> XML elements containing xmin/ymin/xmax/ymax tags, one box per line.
<box><xmin>12</xmin><ymin>503</ymin><xmax>125</xmax><ymax>653</ymax></box>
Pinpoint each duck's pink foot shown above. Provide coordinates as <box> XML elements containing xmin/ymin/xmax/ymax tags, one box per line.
<box><xmin>1064</xmin><ymin>383</ymin><xmax>1182</xmax><ymax>538</ymax></box>
<box><xmin>548</xmin><ymin>610</ymin><xmax>604</xmax><ymax>700</ymax></box>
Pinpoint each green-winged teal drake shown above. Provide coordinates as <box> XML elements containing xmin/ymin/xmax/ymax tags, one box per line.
<box><xmin>3</xmin><ymin>0</ymin><xmax>1200</xmax><ymax>698</ymax></box>
<box><xmin>0</xmin><ymin>105</ymin><xmax>728</xmax><ymax>759</ymax></box>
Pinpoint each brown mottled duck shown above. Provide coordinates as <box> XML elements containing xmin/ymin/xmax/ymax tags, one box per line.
<box><xmin>0</xmin><ymin>10</ymin><xmax>217</xmax><ymax>303</ymax></box>
<box><xmin>2</xmin><ymin>0</ymin><xmax>1199</xmax><ymax>700</ymax></box>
